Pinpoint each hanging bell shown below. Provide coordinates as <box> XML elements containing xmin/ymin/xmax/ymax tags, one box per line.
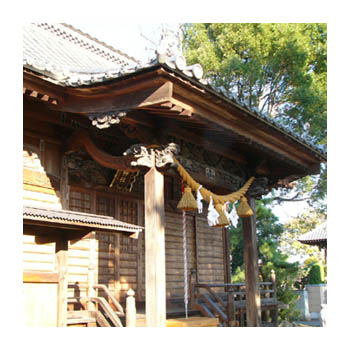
<box><xmin>214</xmin><ymin>203</ymin><xmax>230</xmax><ymax>227</ymax></box>
<box><xmin>177</xmin><ymin>186</ymin><xmax>198</xmax><ymax>211</ymax></box>
<box><xmin>237</xmin><ymin>196</ymin><xmax>254</xmax><ymax>218</ymax></box>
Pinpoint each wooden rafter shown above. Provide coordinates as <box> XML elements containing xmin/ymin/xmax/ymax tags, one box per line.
<box><xmin>23</xmin><ymin>87</ymin><xmax>58</xmax><ymax>105</ymax></box>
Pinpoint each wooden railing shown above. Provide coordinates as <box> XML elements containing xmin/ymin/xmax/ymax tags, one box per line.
<box><xmin>67</xmin><ymin>283</ymin><xmax>136</xmax><ymax>327</ymax></box>
<box><xmin>93</xmin><ymin>284</ymin><xmax>124</xmax><ymax>316</ymax></box>
<box><xmin>189</xmin><ymin>269</ymin><xmax>284</xmax><ymax>327</ymax></box>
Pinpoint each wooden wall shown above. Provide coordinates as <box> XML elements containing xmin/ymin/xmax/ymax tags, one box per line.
<box><xmin>23</xmin><ymin>132</ymin><xmax>63</xmax><ymax>209</ymax></box>
<box><xmin>195</xmin><ymin>216</ymin><xmax>226</xmax><ymax>286</ymax></box>
<box><xmin>23</xmin><ymin>281</ymin><xmax>58</xmax><ymax>326</ymax></box>
<box><xmin>22</xmin><ymin>119</ymin><xmax>227</xmax><ymax>317</ymax></box>
<box><xmin>23</xmin><ymin>234</ymin><xmax>56</xmax><ymax>273</ymax></box>
<box><xmin>164</xmin><ymin>211</ymin><xmax>196</xmax><ymax>299</ymax></box>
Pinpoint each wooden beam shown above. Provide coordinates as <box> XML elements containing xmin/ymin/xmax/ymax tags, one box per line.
<box><xmin>171</xmin><ymin>86</ymin><xmax>320</xmax><ymax>169</ymax></box>
<box><xmin>66</xmin><ymin>129</ymin><xmax>138</xmax><ymax>172</ymax></box>
<box><xmin>242</xmin><ymin>198</ymin><xmax>262</xmax><ymax>327</ymax></box>
<box><xmin>23</xmin><ymin>271</ymin><xmax>59</xmax><ymax>283</ymax></box>
<box><xmin>144</xmin><ymin>164</ymin><xmax>166</xmax><ymax>327</ymax></box>
<box><xmin>167</xmin><ymin>125</ymin><xmax>247</xmax><ymax>165</ymax></box>
<box><xmin>60</xmin><ymin>80</ymin><xmax>173</xmax><ymax>114</ymax></box>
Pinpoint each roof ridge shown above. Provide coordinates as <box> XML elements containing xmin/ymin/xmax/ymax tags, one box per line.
<box><xmin>35</xmin><ymin>23</ymin><xmax>140</xmax><ymax>66</ymax></box>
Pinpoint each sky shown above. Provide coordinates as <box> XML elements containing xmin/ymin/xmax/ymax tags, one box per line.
<box><xmin>70</xmin><ymin>22</ymin><xmax>177</xmax><ymax>64</ymax></box>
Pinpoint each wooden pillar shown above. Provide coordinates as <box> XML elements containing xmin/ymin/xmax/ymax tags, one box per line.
<box><xmin>144</xmin><ymin>165</ymin><xmax>166</xmax><ymax>327</ymax></box>
<box><xmin>56</xmin><ymin>237</ymin><xmax>68</xmax><ymax>327</ymax></box>
<box><xmin>59</xmin><ymin>154</ymin><xmax>69</xmax><ymax>210</ymax></box>
<box><xmin>114</xmin><ymin>233</ymin><xmax>121</xmax><ymax>301</ymax></box>
<box><xmin>88</xmin><ymin>234</ymin><xmax>97</xmax><ymax>311</ymax></box>
<box><xmin>223</xmin><ymin>227</ymin><xmax>234</xmax><ymax>326</ymax></box>
<box><xmin>223</xmin><ymin>227</ymin><xmax>232</xmax><ymax>285</ymax></box>
<box><xmin>136</xmin><ymin>201</ymin><xmax>144</xmax><ymax>301</ymax></box>
<box><xmin>242</xmin><ymin>198</ymin><xmax>261</xmax><ymax>327</ymax></box>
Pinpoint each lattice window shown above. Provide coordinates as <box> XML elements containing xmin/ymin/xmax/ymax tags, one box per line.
<box><xmin>96</xmin><ymin>195</ymin><xmax>115</xmax><ymax>217</ymax></box>
<box><xmin>119</xmin><ymin>199</ymin><xmax>138</xmax><ymax>225</ymax></box>
<box><xmin>120</xmin><ymin>235</ymin><xmax>138</xmax><ymax>253</ymax></box>
<box><xmin>69</xmin><ymin>190</ymin><xmax>91</xmax><ymax>213</ymax></box>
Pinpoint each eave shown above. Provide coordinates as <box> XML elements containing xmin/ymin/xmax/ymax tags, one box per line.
<box><xmin>23</xmin><ymin>64</ymin><xmax>326</xmax><ymax>186</ymax></box>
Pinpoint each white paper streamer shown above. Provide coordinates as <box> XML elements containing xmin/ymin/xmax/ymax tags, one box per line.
<box><xmin>197</xmin><ymin>185</ymin><xmax>203</xmax><ymax>214</ymax></box>
<box><xmin>225</xmin><ymin>203</ymin><xmax>239</xmax><ymax>228</ymax></box>
<box><xmin>207</xmin><ymin>196</ymin><xmax>219</xmax><ymax>226</ymax></box>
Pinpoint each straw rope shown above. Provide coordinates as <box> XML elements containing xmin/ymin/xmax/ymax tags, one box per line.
<box><xmin>173</xmin><ymin>158</ymin><xmax>255</xmax><ymax>205</ymax></box>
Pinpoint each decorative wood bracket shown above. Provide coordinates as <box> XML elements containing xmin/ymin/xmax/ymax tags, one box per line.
<box><xmin>88</xmin><ymin>111</ymin><xmax>127</xmax><ymax>129</ymax></box>
<box><xmin>66</xmin><ymin>130</ymin><xmax>138</xmax><ymax>172</ymax></box>
<box><xmin>123</xmin><ymin>143</ymin><xmax>180</xmax><ymax>169</ymax></box>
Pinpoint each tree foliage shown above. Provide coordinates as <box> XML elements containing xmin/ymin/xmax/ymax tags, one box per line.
<box><xmin>230</xmin><ymin>199</ymin><xmax>300</xmax><ymax>320</ymax></box>
<box><xmin>182</xmin><ymin>23</ymin><xmax>327</xmax><ymax>210</ymax></box>
<box><xmin>307</xmin><ymin>263</ymin><xmax>325</xmax><ymax>285</ymax></box>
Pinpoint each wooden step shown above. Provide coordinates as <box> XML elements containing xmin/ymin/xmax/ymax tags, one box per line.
<box><xmin>166</xmin><ymin>316</ymin><xmax>219</xmax><ymax>327</ymax></box>
<box><xmin>135</xmin><ymin>316</ymin><xmax>219</xmax><ymax>327</ymax></box>
<box><xmin>67</xmin><ymin>310</ymin><xmax>108</xmax><ymax>327</ymax></box>
<box><xmin>67</xmin><ymin>317</ymin><xmax>96</xmax><ymax>325</ymax></box>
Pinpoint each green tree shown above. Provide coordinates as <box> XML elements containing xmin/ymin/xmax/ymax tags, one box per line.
<box><xmin>230</xmin><ymin>199</ymin><xmax>300</xmax><ymax>321</ymax></box>
<box><xmin>182</xmin><ymin>23</ymin><xmax>327</xmax><ymax>210</ymax></box>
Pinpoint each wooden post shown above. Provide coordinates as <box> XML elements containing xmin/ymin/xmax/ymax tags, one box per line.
<box><xmin>56</xmin><ymin>238</ymin><xmax>68</xmax><ymax>327</ymax></box>
<box><xmin>59</xmin><ymin>155</ymin><xmax>69</xmax><ymax>210</ymax></box>
<box><xmin>136</xmin><ymin>201</ymin><xmax>144</xmax><ymax>301</ymax></box>
<box><xmin>88</xmin><ymin>235</ymin><xmax>97</xmax><ymax>311</ymax></box>
<box><xmin>223</xmin><ymin>227</ymin><xmax>234</xmax><ymax>326</ymax></box>
<box><xmin>242</xmin><ymin>198</ymin><xmax>261</xmax><ymax>327</ymax></box>
<box><xmin>271</xmin><ymin>269</ymin><xmax>279</xmax><ymax>326</ymax></box>
<box><xmin>114</xmin><ymin>233</ymin><xmax>121</xmax><ymax>302</ymax></box>
<box><xmin>126</xmin><ymin>289</ymin><xmax>137</xmax><ymax>327</ymax></box>
<box><xmin>144</xmin><ymin>163</ymin><xmax>166</xmax><ymax>327</ymax></box>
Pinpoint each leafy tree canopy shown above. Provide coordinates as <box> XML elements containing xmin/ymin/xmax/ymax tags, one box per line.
<box><xmin>182</xmin><ymin>23</ymin><xmax>327</xmax><ymax>210</ymax></box>
<box><xmin>230</xmin><ymin>198</ymin><xmax>301</xmax><ymax>320</ymax></box>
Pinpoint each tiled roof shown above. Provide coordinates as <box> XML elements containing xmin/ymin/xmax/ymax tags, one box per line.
<box><xmin>23</xmin><ymin>23</ymin><xmax>141</xmax><ymax>87</ymax></box>
<box><xmin>23</xmin><ymin>205</ymin><xmax>143</xmax><ymax>235</ymax></box>
<box><xmin>23</xmin><ymin>23</ymin><xmax>327</xmax><ymax>157</ymax></box>
<box><xmin>298</xmin><ymin>222</ymin><xmax>327</xmax><ymax>244</ymax></box>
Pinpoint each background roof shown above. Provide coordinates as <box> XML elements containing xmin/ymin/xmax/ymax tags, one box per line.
<box><xmin>298</xmin><ymin>222</ymin><xmax>327</xmax><ymax>244</ymax></box>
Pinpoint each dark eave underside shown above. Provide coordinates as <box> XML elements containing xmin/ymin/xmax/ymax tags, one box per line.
<box><xmin>23</xmin><ymin>65</ymin><xmax>325</xmax><ymax>186</ymax></box>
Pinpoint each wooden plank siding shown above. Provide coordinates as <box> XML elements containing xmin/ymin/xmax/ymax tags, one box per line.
<box><xmin>22</xmin><ymin>133</ymin><xmax>226</xmax><ymax>312</ymax></box>
<box><xmin>23</xmin><ymin>234</ymin><xmax>56</xmax><ymax>272</ymax></box>
<box><xmin>23</xmin><ymin>133</ymin><xmax>63</xmax><ymax>210</ymax></box>
<box><xmin>164</xmin><ymin>211</ymin><xmax>196</xmax><ymax>299</ymax></box>
<box><xmin>195</xmin><ymin>216</ymin><xmax>225</xmax><ymax>292</ymax></box>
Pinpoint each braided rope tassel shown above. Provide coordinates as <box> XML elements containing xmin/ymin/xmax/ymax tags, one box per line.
<box><xmin>182</xmin><ymin>209</ymin><xmax>189</xmax><ymax>319</ymax></box>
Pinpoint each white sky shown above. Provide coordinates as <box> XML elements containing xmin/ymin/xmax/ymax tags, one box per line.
<box><xmin>69</xmin><ymin>22</ymin><xmax>176</xmax><ymax>63</ymax></box>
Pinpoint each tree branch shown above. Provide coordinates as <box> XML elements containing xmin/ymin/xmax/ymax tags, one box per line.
<box><xmin>272</xmin><ymin>196</ymin><xmax>312</xmax><ymax>202</ymax></box>
<box><xmin>271</xmin><ymin>191</ymin><xmax>312</xmax><ymax>203</ymax></box>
